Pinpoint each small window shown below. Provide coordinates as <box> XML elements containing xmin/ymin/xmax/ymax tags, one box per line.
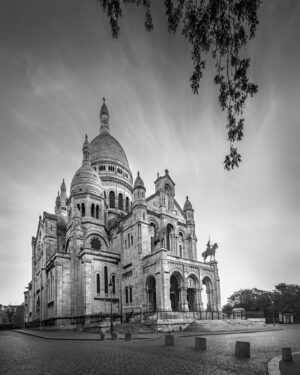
<box><xmin>118</xmin><ymin>193</ymin><xmax>123</xmax><ymax>210</ymax></box>
<box><xmin>117</xmin><ymin>168</ymin><xmax>122</xmax><ymax>174</ymax></box>
<box><xmin>96</xmin><ymin>273</ymin><xmax>100</xmax><ymax>294</ymax></box>
<box><xmin>108</xmin><ymin>165</ymin><xmax>115</xmax><ymax>172</ymax></box>
<box><xmin>179</xmin><ymin>245</ymin><xmax>182</xmax><ymax>257</ymax></box>
<box><xmin>104</xmin><ymin>266</ymin><xmax>108</xmax><ymax>294</ymax></box>
<box><xmin>129</xmin><ymin>286</ymin><xmax>132</xmax><ymax>303</ymax></box>
<box><xmin>91</xmin><ymin>203</ymin><xmax>95</xmax><ymax>217</ymax></box>
<box><xmin>143</xmin><ymin>213</ymin><xmax>145</xmax><ymax>220</ymax></box>
<box><xmin>112</xmin><ymin>275</ymin><xmax>116</xmax><ymax>294</ymax></box>
<box><xmin>109</xmin><ymin>191</ymin><xmax>115</xmax><ymax>208</ymax></box>
<box><xmin>96</xmin><ymin>205</ymin><xmax>99</xmax><ymax>219</ymax></box>
<box><xmin>99</xmin><ymin>165</ymin><xmax>106</xmax><ymax>171</ymax></box>
<box><xmin>128</xmin><ymin>233</ymin><xmax>130</xmax><ymax>247</ymax></box>
<box><xmin>125</xmin><ymin>197</ymin><xmax>129</xmax><ymax>212</ymax></box>
<box><xmin>131</xmin><ymin>235</ymin><xmax>133</xmax><ymax>246</ymax></box>
<box><xmin>81</xmin><ymin>203</ymin><xmax>85</xmax><ymax>217</ymax></box>
<box><xmin>125</xmin><ymin>287</ymin><xmax>129</xmax><ymax>304</ymax></box>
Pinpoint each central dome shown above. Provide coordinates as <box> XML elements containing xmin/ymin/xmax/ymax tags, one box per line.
<box><xmin>90</xmin><ymin>133</ymin><xmax>129</xmax><ymax>168</ymax></box>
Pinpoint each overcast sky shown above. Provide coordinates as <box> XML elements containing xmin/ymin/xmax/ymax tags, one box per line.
<box><xmin>0</xmin><ymin>0</ymin><xmax>299</xmax><ymax>306</ymax></box>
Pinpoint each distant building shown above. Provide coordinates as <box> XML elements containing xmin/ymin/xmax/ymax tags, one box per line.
<box><xmin>24</xmin><ymin>99</ymin><xmax>221</xmax><ymax>329</ymax></box>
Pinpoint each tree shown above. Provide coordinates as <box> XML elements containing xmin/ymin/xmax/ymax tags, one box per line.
<box><xmin>227</xmin><ymin>288</ymin><xmax>271</xmax><ymax>312</ymax></box>
<box><xmin>98</xmin><ymin>0</ymin><xmax>262</xmax><ymax>170</ymax></box>
<box><xmin>273</xmin><ymin>283</ymin><xmax>300</xmax><ymax>320</ymax></box>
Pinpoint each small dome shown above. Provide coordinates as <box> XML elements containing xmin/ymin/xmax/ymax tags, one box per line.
<box><xmin>70</xmin><ymin>164</ymin><xmax>103</xmax><ymax>196</ymax></box>
<box><xmin>134</xmin><ymin>172</ymin><xmax>145</xmax><ymax>189</ymax></box>
<box><xmin>70</xmin><ymin>135</ymin><xmax>103</xmax><ymax>197</ymax></box>
<box><xmin>183</xmin><ymin>196</ymin><xmax>193</xmax><ymax>211</ymax></box>
<box><xmin>90</xmin><ymin>133</ymin><xmax>129</xmax><ymax>167</ymax></box>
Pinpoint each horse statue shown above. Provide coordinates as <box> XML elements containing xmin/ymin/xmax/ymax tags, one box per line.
<box><xmin>153</xmin><ymin>226</ymin><xmax>167</xmax><ymax>247</ymax></box>
<box><xmin>202</xmin><ymin>241</ymin><xmax>218</xmax><ymax>262</ymax></box>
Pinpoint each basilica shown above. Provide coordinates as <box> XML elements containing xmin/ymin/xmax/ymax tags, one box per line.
<box><xmin>24</xmin><ymin>99</ymin><xmax>221</xmax><ymax>329</ymax></box>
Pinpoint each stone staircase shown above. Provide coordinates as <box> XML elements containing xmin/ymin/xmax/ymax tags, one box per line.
<box><xmin>184</xmin><ymin>318</ymin><xmax>267</xmax><ymax>332</ymax></box>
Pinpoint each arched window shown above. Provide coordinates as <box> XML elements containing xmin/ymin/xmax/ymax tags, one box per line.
<box><xmin>178</xmin><ymin>232</ymin><xmax>184</xmax><ymax>257</ymax></box>
<box><xmin>166</xmin><ymin>224</ymin><xmax>173</xmax><ymax>251</ymax></box>
<box><xmin>150</xmin><ymin>223</ymin><xmax>156</xmax><ymax>252</ymax></box>
<box><xmin>96</xmin><ymin>205</ymin><xmax>99</xmax><ymax>219</ymax></box>
<box><xmin>96</xmin><ymin>273</ymin><xmax>100</xmax><ymax>294</ymax></box>
<box><xmin>125</xmin><ymin>286</ymin><xmax>129</xmax><ymax>304</ymax></box>
<box><xmin>91</xmin><ymin>204</ymin><xmax>95</xmax><ymax>217</ymax></box>
<box><xmin>109</xmin><ymin>191</ymin><xmax>115</xmax><ymax>208</ymax></box>
<box><xmin>81</xmin><ymin>203</ymin><xmax>85</xmax><ymax>217</ymax></box>
<box><xmin>118</xmin><ymin>193</ymin><xmax>123</xmax><ymax>210</ymax></box>
<box><xmin>126</xmin><ymin>197</ymin><xmax>129</xmax><ymax>212</ymax></box>
<box><xmin>104</xmin><ymin>266</ymin><xmax>108</xmax><ymax>294</ymax></box>
<box><xmin>112</xmin><ymin>275</ymin><xmax>115</xmax><ymax>294</ymax></box>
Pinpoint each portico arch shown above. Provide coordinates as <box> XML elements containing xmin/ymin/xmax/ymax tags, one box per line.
<box><xmin>187</xmin><ymin>275</ymin><xmax>198</xmax><ymax>311</ymax></box>
<box><xmin>202</xmin><ymin>276</ymin><xmax>213</xmax><ymax>311</ymax></box>
<box><xmin>146</xmin><ymin>276</ymin><xmax>156</xmax><ymax>311</ymax></box>
<box><xmin>170</xmin><ymin>271</ymin><xmax>184</xmax><ymax>311</ymax></box>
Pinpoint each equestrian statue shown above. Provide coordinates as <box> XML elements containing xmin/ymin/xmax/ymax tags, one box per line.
<box><xmin>202</xmin><ymin>239</ymin><xmax>218</xmax><ymax>262</ymax></box>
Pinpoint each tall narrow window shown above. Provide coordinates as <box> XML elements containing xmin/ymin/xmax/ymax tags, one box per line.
<box><xmin>91</xmin><ymin>204</ymin><xmax>95</xmax><ymax>217</ymax></box>
<box><xmin>128</xmin><ymin>233</ymin><xmax>130</xmax><ymax>247</ymax></box>
<box><xmin>81</xmin><ymin>203</ymin><xmax>85</xmax><ymax>217</ymax></box>
<box><xmin>125</xmin><ymin>197</ymin><xmax>129</xmax><ymax>212</ymax></box>
<box><xmin>118</xmin><ymin>193</ymin><xmax>123</xmax><ymax>210</ymax></box>
<box><xmin>125</xmin><ymin>287</ymin><xmax>129</xmax><ymax>304</ymax></box>
<box><xmin>96</xmin><ymin>205</ymin><xmax>99</xmax><ymax>219</ymax></box>
<box><xmin>179</xmin><ymin>245</ymin><xmax>182</xmax><ymax>258</ymax></box>
<box><xmin>104</xmin><ymin>266</ymin><xmax>108</xmax><ymax>294</ymax></box>
<box><xmin>129</xmin><ymin>286</ymin><xmax>132</xmax><ymax>303</ymax></box>
<box><xmin>131</xmin><ymin>235</ymin><xmax>133</xmax><ymax>246</ymax></box>
<box><xmin>96</xmin><ymin>273</ymin><xmax>100</xmax><ymax>294</ymax></box>
<box><xmin>109</xmin><ymin>191</ymin><xmax>115</xmax><ymax>208</ymax></box>
<box><xmin>112</xmin><ymin>275</ymin><xmax>115</xmax><ymax>294</ymax></box>
<box><xmin>125</xmin><ymin>239</ymin><xmax>127</xmax><ymax>249</ymax></box>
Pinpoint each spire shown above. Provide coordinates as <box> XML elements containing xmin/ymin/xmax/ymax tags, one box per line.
<box><xmin>82</xmin><ymin>134</ymin><xmax>91</xmax><ymax>165</ymax></box>
<box><xmin>183</xmin><ymin>196</ymin><xmax>193</xmax><ymax>211</ymax></box>
<box><xmin>100</xmin><ymin>97</ymin><xmax>110</xmax><ymax>134</ymax></box>
<box><xmin>60</xmin><ymin>178</ymin><xmax>66</xmax><ymax>194</ymax></box>
<box><xmin>134</xmin><ymin>171</ymin><xmax>145</xmax><ymax>190</ymax></box>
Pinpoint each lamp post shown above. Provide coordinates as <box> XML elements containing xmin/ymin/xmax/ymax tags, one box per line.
<box><xmin>271</xmin><ymin>300</ymin><xmax>275</xmax><ymax>326</ymax></box>
<box><xmin>109</xmin><ymin>279</ymin><xmax>113</xmax><ymax>334</ymax></box>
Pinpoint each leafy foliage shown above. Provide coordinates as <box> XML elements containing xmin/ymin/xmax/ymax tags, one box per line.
<box><xmin>98</xmin><ymin>0</ymin><xmax>261</xmax><ymax>169</ymax></box>
<box><xmin>225</xmin><ymin>284</ymin><xmax>300</xmax><ymax>321</ymax></box>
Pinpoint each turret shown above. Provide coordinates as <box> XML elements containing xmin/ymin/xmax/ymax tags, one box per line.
<box><xmin>183</xmin><ymin>196</ymin><xmax>197</xmax><ymax>260</ymax></box>
<box><xmin>183</xmin><ymin>196</ymin><xmax>195</xmax><ymax>225</ymax></box>
<box><xmin>132</xmin><ymin>172</ymin><xmax>147</xmax><ymax>221</ymax></box>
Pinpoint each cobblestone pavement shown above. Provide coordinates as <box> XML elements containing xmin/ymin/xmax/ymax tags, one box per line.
<box><xmin>0</xmin><ymin>325</ymin><xmax>300</xmax><ymax>375</ymax></box>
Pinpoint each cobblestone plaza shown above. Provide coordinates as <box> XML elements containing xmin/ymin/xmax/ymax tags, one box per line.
<box><xmin>1</xmin><ymin>325</ymin><xmax>300</xmax><ymax>374</ymax></box>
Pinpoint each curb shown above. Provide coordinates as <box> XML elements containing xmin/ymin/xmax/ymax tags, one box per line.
<box><xmin>268</xmin><ymin>351</ymin><xmax>300</xmax><ymax>375</ymax></box>
<box><xmin>14</xmin><ymin>330</ymin><xmax>165</xmax><ymax>342</ymax></box>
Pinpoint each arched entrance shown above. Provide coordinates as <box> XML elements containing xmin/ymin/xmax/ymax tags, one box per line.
<box><xmin>146</xmin><ymin>276</ymin><xmax>156</xmax><ymax>311</ymax></box>
<box><xmin>202</xmin><ymin>276</ymin><xmax>213</xmax><ymax>311</ymax></box>
<box><xmin>170</xmin><ymin>272</ymin><xmax>183</xmax><ymax>311</ymax></box>
<box><xmin>187</xmin><ymin>276</ymin><xmax>197</xmax><ymax>311</ymax></box>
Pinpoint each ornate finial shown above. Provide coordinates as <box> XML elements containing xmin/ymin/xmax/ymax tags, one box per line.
<box><xmin>85</xmin><ymin>134</ymin><xmax>88</xmax><ymax>141</ymax></box>
<box><xmin>165</xmin><ymin>169</ymin><xmax>169</xmax><ymax>175</ymax></box>
<box><xmin>137</xmin><ymin>171</ymin><xmax>140</xmax><ymax>177</ymax></box>
<box><xmin>157</xmin><ymin>172</ymin><xmax>159</xmax><ymax>178</ymax></box>
<box><xmin>103</xmin><ymin>97</ymin><xmax>105</xmax><ymax>103</ymax></box>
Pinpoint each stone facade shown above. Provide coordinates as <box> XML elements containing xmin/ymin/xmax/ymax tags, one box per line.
<box><xmin>25</xmin><ymin>99</ymin><xmax>221</xmax><ymax>328</ymax></box>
